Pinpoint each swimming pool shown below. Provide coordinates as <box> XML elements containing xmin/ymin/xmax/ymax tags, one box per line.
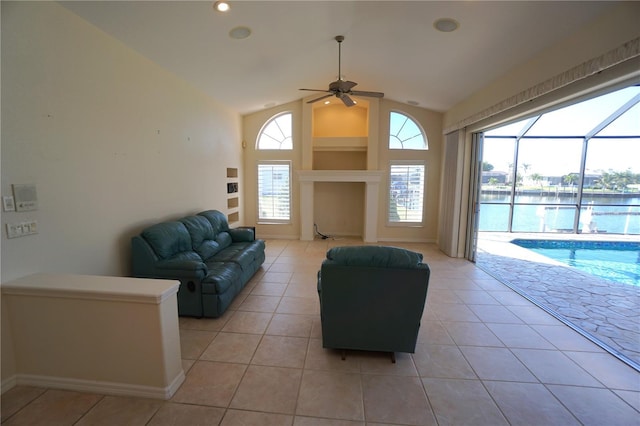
<box><xmin>511</xmin><ymin>239</ymin><xmax>640</xmax><ymax>286</ymax></box>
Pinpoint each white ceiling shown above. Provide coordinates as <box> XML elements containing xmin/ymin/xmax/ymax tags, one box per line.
<box><xmin>61</xmin><ymin>1</ymin><xmax>615</xmax><ymax>115</ymax></box>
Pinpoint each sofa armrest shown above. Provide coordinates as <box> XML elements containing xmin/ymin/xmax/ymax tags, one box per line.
<box><xmin>157</xmin><ymin>259</ymin><xmax>207</xmax><ymax>272</ymax></box>
<box><xmin>150</xmin><ymin>257</ymin><xmax>207</xmax><ymax>280</ymax></box>
<box><xmin>229</xmin><ymin>227</ymin><xmax>255</xmax><ymax>242</ymax></box>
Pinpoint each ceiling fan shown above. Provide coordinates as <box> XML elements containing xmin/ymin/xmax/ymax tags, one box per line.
<box><xmin>300</xmin><ymin>35</ymin><xmax>384</xmax><ymax>107</ymax></box>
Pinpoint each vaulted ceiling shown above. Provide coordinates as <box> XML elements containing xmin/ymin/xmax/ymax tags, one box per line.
<box><xmin>61</xmin><ymin>1</ymin><xmax>615</xmax><ymax>115</ymax></box>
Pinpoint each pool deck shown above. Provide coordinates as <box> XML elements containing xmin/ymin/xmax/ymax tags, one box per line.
<box><xmin>476</xmin><ymin>232</ymin><xmax>640</xmax><ymax>370</ymax></box>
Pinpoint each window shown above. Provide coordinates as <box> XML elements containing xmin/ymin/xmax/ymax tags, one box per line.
<box><xmin>257</xmin><ymin>162</ymin><xmax>291</xmax><ymax>222</ymax></box>
<box><xmin>256</xmin><ymin>112</ymin><xmax>293</xmax><ymax>150</ymax></box>
<box><xmin>389</xmin><ymin>111</ymin><xmax>428</xmax><ymax>150</ymax></box>
<box><xmin>389</xmin><ymin>162</ymin><xmax>426</xmax><ymax>224</ymax></box>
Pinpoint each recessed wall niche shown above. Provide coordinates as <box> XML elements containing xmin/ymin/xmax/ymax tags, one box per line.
<box><xmin>313</xmin><ymin>151</ymin><xmax>367</xmax><ymax>170</ymax></box>
<box><xmin>312</xmin><ymin>103</ymin><xmax>369</xmax><ymax>170</ymax></box>
<box><xmin>226</xmin><ymin>167</ymin><xmax>239</xmax><ymax>224</ymax></box>
<box><xmin>313</xmin><ymin>104</ymin><xmax>368</xmax><ymax>138</ymax></box>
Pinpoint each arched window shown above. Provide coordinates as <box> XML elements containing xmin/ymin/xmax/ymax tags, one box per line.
<box><xmin>256</xmin><ymin>112</ymin><xmax>293</xmax><ymax>150</ymax></box>
<box><xmin>389</xmin><ymin>111</ymin><xmax>428</xmax><ymax>150</ymax></box>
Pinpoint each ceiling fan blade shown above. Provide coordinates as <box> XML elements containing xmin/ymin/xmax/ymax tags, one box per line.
<box><xmin>339</xmin><ymin>94</ymin><xmax>356</xmax><ymax>107</ymax></box>
<box><xmin>307</xmin><ymin>93</ymin><xmax>334</xmax><ymax>104</ymax></box>
<box><xmin>351</xmin><ymin>90</ymin><xmax>384</xmax><ymax>98</ymax></box>
<box><xmin>299</xmin><ymin>88</ymin><xmax>331</xmax><ymax>92</ymax></box>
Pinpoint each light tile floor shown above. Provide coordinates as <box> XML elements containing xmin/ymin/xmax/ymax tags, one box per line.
<box><xmin>2</xmin><ymin>239</ymin><xmax>639</xmax><ymax>425</ymax></box>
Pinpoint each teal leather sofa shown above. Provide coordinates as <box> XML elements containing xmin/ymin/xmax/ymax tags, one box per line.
<box><xmin>131</xmin><ymin>210</ymin><xmax>265</xmax><ymax>318</ymax></box>
<box><xmin>317</xmin><ymin>245</ymin><xmax>430</xmax><ymax>360</ymax></box>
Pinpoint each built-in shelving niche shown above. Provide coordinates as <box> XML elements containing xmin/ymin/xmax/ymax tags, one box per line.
<box><xmin>226</xmin><ymin>167</ymin><xmax>239</xmax><ymax>225</ymax></box>
<box><xmin>309</xmin><ymin>103</ymin><xmax>370</xmax><ymax>235</ymax></box>
<box><xmin>227</xmin><ymin>197</ymin><xmax>239</xmax><ymax>209</ymax></box>
<box><xmin>312</xmin><ymin>103</ymin><xmax>368</xmax><ymax>170</ymax></box>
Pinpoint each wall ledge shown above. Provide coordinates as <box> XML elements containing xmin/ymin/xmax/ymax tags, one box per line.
<box><xmin>2</xmin><ymin>372</ymin><xmax>185</xmax><ymax>400</ymax></box>
<box><xmin>1</xmin><ymin>273</ymin><xmax>179</xmax><ymax>304</ymax></box>
<box><xmin>297</xmin><ymin>170</ymin><xmax>384</xmax><ymax>183</ymax></box>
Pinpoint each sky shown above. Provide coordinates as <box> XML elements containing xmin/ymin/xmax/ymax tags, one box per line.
<box><xmin>483</xmin><ymin>85</ymin><xmax>640</xmax><ymax>176</ymax></box>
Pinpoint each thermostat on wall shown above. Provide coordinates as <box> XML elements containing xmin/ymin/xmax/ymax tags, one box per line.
<box><xmin>12</xmin><ymin>184</ymin><xmax>38</xmax><ymax>211</ymax></box>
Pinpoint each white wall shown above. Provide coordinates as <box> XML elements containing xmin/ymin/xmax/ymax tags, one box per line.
<box><xmin>444</xmin><ymin>2</ymin><xmax>640</xmax><ymax>130</ymax></box>
<box><xmin>241</xmin><ymin>101</ymin><xmax>302</xmax><ymax>239</ymax></box>
<box><xmin>377</xmin><ymin>100</ymin><xmax>442</xmax><ymax>243</ymax></box>
<box><xmin>1</xmin><ymin>2</ymin><xmax>243</xmax><ymax>282</ymax></box>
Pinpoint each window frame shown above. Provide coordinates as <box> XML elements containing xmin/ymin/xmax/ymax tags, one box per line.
<box><xmin>256</xmin><ymin>112</ymin><xmax>293</xmax><ymax>150</ymax></box>
<box><xmin>388</xmin><ymin>110</ymin><xmax>428</xmax><ymax>150</ymax></box>
<box><xmin>256</xmin><ymin>160</ymin><xmax>292</xmax><ymax>224</ymax></box>
<box><xmin>387</xmin><ymin>160</ymin><xmax>427</xmax><ymax>226</ymax></box>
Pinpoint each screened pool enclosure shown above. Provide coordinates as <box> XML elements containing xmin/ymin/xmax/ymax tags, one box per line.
<box><xmin>478</xmin><ymin>85</ymin><xmax>640</xmax><ymax>235</ymax></box>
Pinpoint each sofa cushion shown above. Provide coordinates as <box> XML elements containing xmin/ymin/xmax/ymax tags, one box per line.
<box><xmin>179</xmin><ymin>215</ymin><xmax>223</xmax><ymax>260</ymax></box>
<box><xmin>197</xmin><ymin>240</ymin><xmax>221</xmax><ymax>261</ymax></box>
<box><xmin>216</xmin><ymin>232</ymin><xmax>232</xmax><ymax>250</ymax></box>
<box><xmin>198</xmin><ymin>210</ymin><xmax>230</xmax><ymax>235</ymax></box>
<box><xmin>211</xmin><ymin>242</ymin><xmax>258</xmax><ymax>271</ymax></box>
<box><xmin>202</xmin><ymin>262</ymin><xmax>242</xmax><ymax>294</ymax></box>
<box><xmin>179</xmin><ymin>216</ymin><xmax>214</xmax><ymax>247</ymax></box>
<box><xmin>325</xmin><ymin>245</ymin><xmax>423</xmax><ymax>269</ymax></box>
<box><xmin>142</xmin><ymin>222</ymin><xmax>192</xmax><ymax>260</ymax></box>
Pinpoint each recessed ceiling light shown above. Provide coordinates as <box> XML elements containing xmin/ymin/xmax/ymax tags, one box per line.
<box><xmin>229</xmin><ymin>26</ymin><xmax>251</xmax><ymax>40</ymax></box>
<box><xmin>213</xmin><ymin>1</ymin><xmax>230</xmax><ymax>12</ymax></box>
<box><xmin>324</xmin><ymin>100</ymin><xmax>331</xmax><ymax>105</ymax></box>
<box><xmin>433</xmin><ymin>18</ymin><xmax>459</xmax><ymax>33</ymax></box>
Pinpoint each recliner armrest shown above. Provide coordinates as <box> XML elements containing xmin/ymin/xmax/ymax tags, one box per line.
<box><xmin>157</xmin><ymin>259</ymin><xmax>207</xmax><ymax>271</ymax></box>
<box><xmin>229</xmin><ymin>228</ymin><xmax>255</xmax><ymax>242</ymax></box>
<box><xmin>153</xmin><ymin>259</ymin><xmax>208</xmax><ymax>280</ymax></box>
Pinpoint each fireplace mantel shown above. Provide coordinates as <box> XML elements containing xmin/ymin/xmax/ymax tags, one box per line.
<box><xmin>297</xmin><ymin>170</ymin><xmax>384</xmax><ymax>242</ymax></box>
<box><xmin>298</xmin><ymin>170</ymin><xmax>384</xmax><ymax>183</ymax></box>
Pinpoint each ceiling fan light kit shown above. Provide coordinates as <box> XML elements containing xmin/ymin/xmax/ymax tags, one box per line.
<box><xmin>300</xmin><ymin>35</ymin><xmax>384</xmax><ymax>107</ymax></box>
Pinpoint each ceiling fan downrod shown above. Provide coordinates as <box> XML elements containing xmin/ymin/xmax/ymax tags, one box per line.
<box><xmin>336</xmin><ymin>35</ymin><xmax>344</xmax><ymax>81</ymax></box>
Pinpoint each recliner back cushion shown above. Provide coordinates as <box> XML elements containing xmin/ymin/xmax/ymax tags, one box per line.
<box><xmin>198</xmin><ymin>210</ymin><xmax>230</xmax><ymax>234</ymax></box>
<box><xmin>197</xmin><ymin>240</ymin><xmax>222</xmax><ymax>261</ymax></box>
<box><xmin>216</xmin><ymin>232</ymin><xmax>232</xmax><ymax>250</ymax></box>
<box><xmin>180</xmin><ymin>216</ymin><xmax>214</xmax><ymax>247</ymax></box>
<box><xmin>325</xmin><ymin>245</ymin><xmax>423</xmax><ymax>269</ymax></box>
<box><xmin>141</xmin><ymin>222</ymin><xmax>192</xmax><ymax>260</ymax></box>
<box><xmin>179</xmin><ymin>215</ymin><xmax>222</xmax><ymax>260</ymax></box>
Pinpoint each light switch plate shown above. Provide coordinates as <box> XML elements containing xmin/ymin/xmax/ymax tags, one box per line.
<box><xmin>6</xmin><ymin>220</ymin><xmax>38</xmax><ymax>238</ymax></box>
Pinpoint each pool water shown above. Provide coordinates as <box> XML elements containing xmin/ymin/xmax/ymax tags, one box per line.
<box><xmin>511</xmin><ymin>239</ymin><xmax>640</xmax><ymax>286</ymax></box>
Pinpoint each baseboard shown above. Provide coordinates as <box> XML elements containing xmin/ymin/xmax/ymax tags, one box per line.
<box><xmin>1</xmin><ymin>375</ymin><xmax>18</xmax><ymax>395</ymax></box>
<box><xmin>256</xmin><ymin>233</ymin><xmax>300</xmax><ymax>240</ymax></box>
<box><xmin>5</xmin><ymin>370</ymin><xmax>185</xmax><ymax>400</ymax></box>
<box><xmin>377</xmin><ymin>237</ymin><xmax>436</xmax><ymax>244</ymax></box>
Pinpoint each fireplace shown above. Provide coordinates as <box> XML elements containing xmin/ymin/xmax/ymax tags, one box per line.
<box><xmin>297</xmin><ymin>170</ymin><xmax>384</xmax><ymax>242</ymax></box>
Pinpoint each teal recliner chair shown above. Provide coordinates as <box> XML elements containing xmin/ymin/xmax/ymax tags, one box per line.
<box><xmin>317</xmin><ymin>245</ymin><xmax>430</xmax><ymax>362</ymax></box>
